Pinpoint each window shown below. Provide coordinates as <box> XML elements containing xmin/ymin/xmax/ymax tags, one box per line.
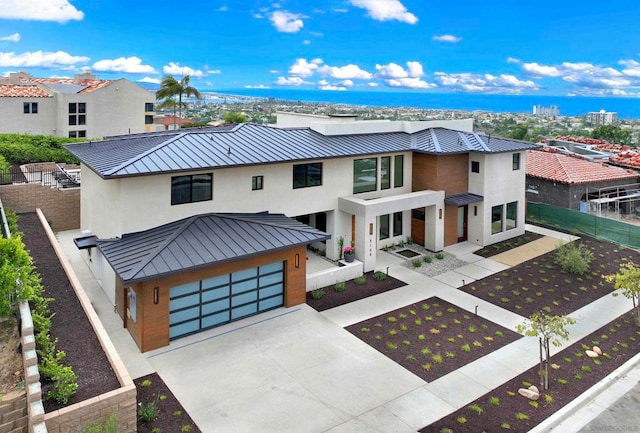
<box><xmin>145</xmin><ymin>102</ymin><xmax>155</xmax><ymax>112</ymax></box>
<box><xmin>506</xmin><ymin>201</ymin><xmax>517</xmax><ymax>230</ymax></box>
<box><xmin>78</xmin><ymin>115</ymin><xmax>86</xmax><ymax>125</ymax></box>
<box><xmin>69</xmin><ymin>103</ymin><xmax>86</xmax><ymax>126</ymax></box>
<box><xmin>293</xmin><ymin>163</ymin><xmax>322</xmax><ymax>189</ymax></box>
<box><xmin>23</xmin><ymin>102</ymin><xmax>38</xmax><ymax>114</ymax></box>
<box><xmin>171</xmin><ymin>173</ymin><xmax>213</xmax><ymax>205</ymax></box>
<box><xmin>512</xmin><ymin>153</ymin><xmax>520</xmax><ymax>170</ymax></box>
<box><xmin>471</xmin><ymin>161</ymin><xmax>480</xmax><ymax>173</ymax></box>
<box><xmin>252</xmin><ymin>175</ymin><xmax>263</xmax><ymax>191</ymax></box>
<box><xmin>393</xmin><ymin>212</ymin><xmax>403</xmax><ymax>237</ymax></box>
<box><xmin>145</xmin><ymin>115</ymin><xmax>154</xmax><ymax>124</ymax></box>
<box><xmin>491</xmin><ymin>205</ymin><xmax>503</xmax><ymax>235</ymax></box>
<box><xmin>394</xmin><ymin>155</ymin><xmax>404</xmax><ymax>187</ymax></box>
<box><xmin>379</xmin><ymin>214</ymin><xmax>389</xmax><ymax>240</ymax></box>
<box><xmin>353</xmin><ymin>158</ymin><xmax>377</xmax><ymax>193</ymax></box>
<box><xmin>78</xmin><ymin>130</ymin><xmax>86</xmax><ymax>138</ymax></box>
<box><xmin>381</xmin><ymin>156</ymin><xmax>391</xmax><ymax>190</ymax></box>
<box><xmin>68</xmin><ymin>131</ymin><xmax>77</xmax><ymax>138</ymax></box>
<box><xmin>68</xmin><ymin>115</ymin><xmax>77</xmax><ymax>126</ymax></box>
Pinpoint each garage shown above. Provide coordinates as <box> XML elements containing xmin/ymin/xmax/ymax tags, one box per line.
<box><xmin>169</xmin><ymin>261</ymin><xmax>284</xmax><ymax>339</ymax></box>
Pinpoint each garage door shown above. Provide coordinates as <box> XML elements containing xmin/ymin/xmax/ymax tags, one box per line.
<box><xmin>169</xmin><ymin>261</ymin><xmax>284</xmax><ymax>340</ymax></box>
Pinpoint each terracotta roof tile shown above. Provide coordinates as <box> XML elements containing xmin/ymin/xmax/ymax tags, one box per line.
<box><xmin>526</xmin><ymin>149</ymin><xmax>639</xmax><ymax>184</ymax></box>
<box><xmin>30</xmin><ymin>78</ymin><xmax>112</xmax><ymax>93</ymax></box>
<box><xmin>0</xmin><ymin>84</ymin><xmax>51</xmax><ymax>98</ymax></box>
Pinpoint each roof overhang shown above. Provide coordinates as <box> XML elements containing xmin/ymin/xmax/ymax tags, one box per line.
<box><xmin>444</xmin><ymin>193</ymin><xmax>484</xmax><ymax>206</ymax></box>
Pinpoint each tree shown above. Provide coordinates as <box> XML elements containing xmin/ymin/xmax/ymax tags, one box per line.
<box><xmin>223</xmin><ymin>112</ymin><xmax>248</xmax><ymax>124</ymax></box>
<box><xmin>156</xmin><ymin>74</ymin><xmax>201</xmax><ymax>129</ymax></box>
<box><xmin>604</xmin><ymin>262</ymin><xmax>640</xmax><ymax>327</ymax></box>
<box><xmin>516</xmin><ymin>312</ymin><xmax>575</xmax><ymax>390</ymax></box>
<box><xmin>591</xmin><ymin>124</ymin><xmax>633</xmax><ymax>146</ymax></box>
<box><xmin>0</xmin><ymin>235</ymin><xmax>42</xmax><ymax>316</ymax></box>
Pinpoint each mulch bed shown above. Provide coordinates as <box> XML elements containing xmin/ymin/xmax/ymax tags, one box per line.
<box><xmin>18</xmin><ymin>212</ymin><xmax>120</xmax><ymax>412</ymax></box>
<box><xmin>136</xmin><ymin>373</ymin><xmax>202</xmax><ymax>433</ymax></box>
<box><xmin>460</xmin><ymin>236</ymin><xmax>640</xmax><ymax>318</ymax></box>
<box><xmin>306</xmin><ymin>271</ymin><xmax>406</xmax><ymax>311</ymax></box>
<box><xmin>346</xmin><ymin>297</ymin><xmax>521</xmax><ymax>382</ymax></box>
<box><xmin>473</xmin><ymin>231</ymin><xmax>544</xmax><ymax>258</ymax></box>
<box><xmin>423</xmin><ymin>310</ymin><xmax>640</xmax><ymax>432</ymax></box>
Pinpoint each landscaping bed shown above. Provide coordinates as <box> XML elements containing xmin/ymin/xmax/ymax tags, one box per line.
<box><xmin>423</xmin><ymin>310</ymin><xmax>640</xmax><ymax>432</ymax></box>
<box><xmin>306</xmin><ymin>271</ymin><xmax>406</xmax><ymax>311</ymax></box>
<box><xmin>473</xmin><ymin>231</ymin><xmax>544</xmax><ymax>258</ymax></box>
<box><xmin>459</xmin><ymin>236</ymin><xmax>640</xmax><ymax>318</ymax></box>
<box><xmin>346</xmin><ymin>297</ymin><xmax>521</xmax><ymax>382</ymax></box>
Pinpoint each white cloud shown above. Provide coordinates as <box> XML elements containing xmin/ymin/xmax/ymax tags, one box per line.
<box><xmin>376</xmin><ymin>61</ymin><xmax>424</xmax><ymax>79</ymax></box>
<box><xmin>619</xmin><ymin>59</ymin><xmax>640</xmax><ymax>77</ymax></box>
<box><xmin>0</xmin><ymin>0</ymin><xmax>84</xmax><ymax>23</ymax></box>
<box><xmin>275</xmin><ymin>76</ymin><xmax>308</xmax><ymax>86</ymax></box>
<box><xmin>0</xmin><ymin>33</ymin><xmax>20</xmax><ymax>42</ymax></box>
<box><xmin>521</xmin><ymin>62</ymin><xmax>563</xmax><ymax>77</ymax></box>
<box><xmin>0</xmin><ymin>50</ymin><xmax>89</xmax><ymax>68</ymax></box>
<box><xmin>506</xmin><ymin>57</ymin><xmax>520</xmax><ymax>64</ymax></box>
<box><xmin>518</xmin><ymin>60</ymin><xmax>638</xmax><ymax>90</ymax></box>
<box><xmin>270</xmin><ymin>11</ymin><xmax>304</xmax><ymax>33</ymax></box>
<box><xmin>288</xmin><ymin>58</ymin><xmax>322</xmax><ymax>77</ymax></box>
<box><xmin>433</xmin><ymin>34</ymin><xmax>461</xmax><ymax>43</ymax></box>
<box><xmin>340</xmin><ymin>79</ymin><xmax>354</xmax><ymax>87</ymax></box>
<box><xmin>138</xmin><ymin>77</ymin><xmax>160</xmax><ymax>84</ymax></box>
<box><xmin>92</xmin><ymin>56</ymin><xmax>156</xmax><ymax>74</ymax></box>
<box><xmin>303</xmin><ymin>40</ymin><xmax>311</xmax><ymax>45</ymax></box>
<box><xmin>434</xmin><ymin>72</ymin><xmax>537</xmax><ymax>94</ymax></box>
<box><xmin>216</xmin><ymin>6</ymin><xmax>228</xmax><ymax>12</ymax></box>
<box><xmin>163</xmin><ymin>62</ymin><xmax>205</xmax><ymax>77</ymax></box>
<box><xmin>386</xmin><ymin>77</ymin><xmax>436</xmax><ymax>89</ymax></box>
<box><xmin>367</xmin><ymin>82</ymin><xmax>379</xmax><ymax>87</ymax></box>
<box><xmin>349</xmin><ymin>0</ymin><xmax>417</xmax><ymax>24</ymax></box>
<box><xmin>245</xmin><ymin>84</ymin><xmax>270</xmax><ymax>89</ymax></box>
<box><xmin>317</xmin><ymin>63</ymin><xmax>372</xmax><ymax>80</ymax></box>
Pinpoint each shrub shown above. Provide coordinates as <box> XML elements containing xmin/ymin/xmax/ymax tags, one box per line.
<box><xmin>311</xmin><ymin>289</ymin><xmax>325</xmax><ymax>300</ymax></box>
<box><xmin>138</xmin><ymin>402</ymin><xmax>159</xmax><ymax>423</ymax></box>
<box><xmin>489</xmin><ymin>396</ymin><xmax>500</xmax><ymax>406</ymax></box>
<box><xmin>554</xmin><ymin>242</ymin><xmax>594</xmax><ymax>275</ymax></box>
<box><xmin>354</xmin><ymin>276</ymin><xmax>366</xmax><ymax>285</ymax></box>
<box><xmin>0</xmin><ymin>133</ymin><xmax>81</xmax><ymax>165</ymax></box>
<box><xmin>181</xmin><ymin>426</ymin><xmax>193</xmax><ymax>432</ymax></box>
<box><xmin>469</xmin><ymin>404</ymin><xmax>483</xmax><ymax>415</ymax></box>
<box><xmin>435</xmin><ymin>252</ymin><xmax>445</xmax><ymax>260</ymax></box>
<box><xmin>374</xmin><ymin>271</ymin><xmax>386</xmax><ymax>281</ymax></box>
<box><xmin>140</xmin><ymin>379</ymin><xmax>152</xmax><ymax>387</ymax></box>
<box><xmin>412</xmin><ymin>258</ymin><xmax>422</xmax><ymax>268</ymax></box>
<box><xmin>335</xmin><ymin>282</ymin><xmax>346</xmax><ymax>292</ymax></box>
<box><xmin>424</xmin><ymin>256</ymin><xmax>432</xmax><ymax>263</ymax></box>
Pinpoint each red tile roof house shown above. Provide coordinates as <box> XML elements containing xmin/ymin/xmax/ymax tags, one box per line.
<box><xmin>526</xmin><ymin>147</ymin><xmax>640</xmax><ymax>214</ymax></box>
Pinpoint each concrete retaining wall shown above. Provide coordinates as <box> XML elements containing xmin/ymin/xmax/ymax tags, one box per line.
<box><xmin>0</xmin><ymin>185</ymin><xmax>79</xmax><ymax>231</ymax></box>
<box><xmin>306</xmin><ymin>260</ymin><xmax>364</xmax><ymax>291</ymax></box>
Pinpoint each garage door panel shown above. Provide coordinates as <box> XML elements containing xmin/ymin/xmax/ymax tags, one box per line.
<box><xmin>170</xmin><ymin>320</ymin><xmax>199</xmax><ymax>339</ymax></box>
<box><xmin>260</xmin><ymin>284</ymin><xmax>283</xmax><ymax>299</ymax></box>
<box><xmin>203</xmin><ymin>274</ymin><xmax>229</xmax><ymax>289</ymax></box>
<box><xmin>260</xmin><ymin>295</ymin><xmax>283</xmax><ymax>311</ymax></box>
<box><xmin>202</xmin><ymin>286</ymin><xmax>230</xmax><ymax>303</ymax></box>
<box><xmin>232</xmin><ymin>268</ymin><xmax>257</xmax><ymax>282</ymax></box>
<box><xmin>232</xmin><ymin>303</ymin><xmax>258</xmax><ymax>319</ymax></box>
<box><xmin>171</xmin><ymin>281</ymin><xmax>199</xmax><ymax>297</ymax></box>
<box><xmin>232</xmin><ymin>291</ymin><xmax>258</xmax><ymax>307</ymax></box>
<box><xmin>170</xmin><ymin>293</ymin><xmax>200</xmax><ymax>310</ymax></box>
<box><xmin>170</xmin><ymin>306</ymin><xmax>200</xmax><ymax>325</ymax></box>
<box><xmin>259</xmin><ymin>273</ymin><xmax>283</xmax><ymax>287</ymax></box>
<box><xmin>232</xmin><ymin>279</ymin><xmax>257</xmax><ymax>294</ymax></box>
<box><xmin>202</xmin><ymin>298</ymin><xmax>229</xmax><ymax>315</ymax></box>
<box><xmin>260</xmin><ymin>262</ymin><xmax>284</xmax><ymax>273</ymax></box>
<box><xmin>202</xmin><ymin>311</ymin><xmax>230</xmax><ymax>328</ymax></box>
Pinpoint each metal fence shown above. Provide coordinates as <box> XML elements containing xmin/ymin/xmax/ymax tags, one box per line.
<box><xmin>0</xmin><ymin>165</ymin><xmax>80</xmax><ymax>188</ymax></box>
<box><xmin>527</xmin><ymin>202</ymin><xmax>640</xmax><ymax>249</ymax></box>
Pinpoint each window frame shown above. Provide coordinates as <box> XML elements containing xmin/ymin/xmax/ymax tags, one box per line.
<box><xmin>512</xmin><ymin>153</ymin><xmax>520</xmax><ymax>170</ymax></box>
<box><xmin>171</xmin><ymin>173</ymin><xmax>213</xmax><ymax>205</ymax></box>
<box><xmin>491</xmin><ymin>204</ymin><xmax>504</xmax><ymax>235</ymax></box>
<box><xmin>381</xmin><ymin>156</ymin><xmax>391</xmax><ymax>190</ymax></box>
<box><xmin>145</xmin><ymin>102</ymin><xmax>154</xmax><ymax>112</ymax></box>
<box><xmin>379</xmin><ymin>214</ymin><xmax>390</xmax><ymax>240</ymax></box>
<box><xmin>394</xmin><ymin>155</ymin><xmax>404</xmax><ymax>188</ymax></box>
<box><xmin>353</xmin><ymin>158</ymin><xmax>378</xmax><ymax>194</ymax></box>
<box><xmin>23</xmin><ymin>102</ymin><xmax>38</xmax><ymax>114</ymax></box>
<box><xmin>393</xmin><ymin>211</ymin><xmax>403</xmax><ymax>237</ymax></box>
<box><xmin>471</xmin><ymin>161</ymin><xmax>480</xmax><ymax>173</ymax></box>
<box><xmin>506</xmin><ymin>201</ymin><xmax>517</xmax><ymax>231</ymax></box>
<box><xmin>293</xmin><ymin>163</ymin><xmax>322</xmax><ymax>189</ymax></box>
<box><xmin>252</xmin><ymin>175</ymin><xmax>264</xmax><ymax>191</ymax></box>
<box><xmin>145</xmin><ymin>115</ymin><xmax>154</xmax><ymax>125</ymax></box>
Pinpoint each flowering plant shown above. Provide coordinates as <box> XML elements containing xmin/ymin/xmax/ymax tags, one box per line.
<box><xmin>343</xmin><ymin>246</ymin><xmax>355</xmax><ymax>254</ymax></box>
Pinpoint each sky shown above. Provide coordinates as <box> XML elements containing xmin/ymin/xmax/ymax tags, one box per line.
<box><xmin>0</xmin><ymin>0</ymin><xmax>639</xmax><ymax>97</ymax></box>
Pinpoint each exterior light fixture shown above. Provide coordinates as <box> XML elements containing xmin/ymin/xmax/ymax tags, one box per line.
<box><xmin>153</xmin><ymin>286</ymin><xmax>159</xmax><ymax>304</ymax></box>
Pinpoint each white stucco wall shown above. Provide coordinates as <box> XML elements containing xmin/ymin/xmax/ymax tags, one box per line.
<box><xmin>0</xmin><ymin>97</ymin><xmax>58</xmax><ymax>135</ymax></box>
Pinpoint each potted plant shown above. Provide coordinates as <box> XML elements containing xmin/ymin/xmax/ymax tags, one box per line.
<box><xmin>343</xmin><ymin>242</ymin><xmax>356</xmax><ymax>263</ymax></box>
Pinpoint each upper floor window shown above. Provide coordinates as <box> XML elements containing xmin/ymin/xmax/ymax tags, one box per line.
<box><xmin>23</xmin><ymin>102</ymin><xmax>38</xmax><ymax>114</ymax></box>
<box><xmin>145</xmin><ymin>115</ymin><xmax>154</xmax><ymax>124</ymax></box>
<box><xmin>394</xmin><ymin>155</ymin><xmax>404</xmax><ymax>187</ymax></box>
<box><xmin>293</xmin><ymin>163</ymin><xmax>322</xmax><ymax>189</ymax></box>
<box><xmin>145</xmin><ymin>102</ymin><xmax>154</xmax><ymax>112</ymax></box>
<box><xmin>252</xmin><ymin>175</ymin><xmax>264</xmax><ymax>191</ymax></box>
<box><xmin>69</xmin><ymin>103</ymin><xmax>86</xmax><ymax>126</ymax></box>
<box><xmin>171</xmin><ymin>173</ymin><xmax>213</xmax><ymax>205</ymax></box>
<box><xmin>381</xmin><ymin>156</ymin><xmax>391</xmax><ymax>190</ymax></box>
<box><xmin>512</xmin><ymin>153</ymin><xmax>520</xmax><ymax>170</ymax></box>
<box><xmin>353</xmin><ymin>158</ymin><xmax>377</xmax><ymax>194</ymax></box>
<box><xmin>471</xmin><ymin>161</ymin><xmax>480</xmax><ymax>173</ymax></box>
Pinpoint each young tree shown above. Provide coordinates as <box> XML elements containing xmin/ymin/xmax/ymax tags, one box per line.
<box><xmin>156</xmin><ymin>74</ymin><xmax>201</xmax><ymax>129</ymax></box>
<box><xmin>223</xmin><ymin>112</ymin><xmax>248</xmax><ymax>124</ymax></box>
<box><xmin>604</xmin><ymin>262</ymin><xmax>640</xmax><ymax>326</ymax></box>
<box><xmin>0</xmin><ymin>235</ymin><xmax>42</xmax><ymax>316</ymax></box>
<box><xmin>516</xmin><ymin>312</ymin><xmax>575</xmax><ymax>390</ymax></box>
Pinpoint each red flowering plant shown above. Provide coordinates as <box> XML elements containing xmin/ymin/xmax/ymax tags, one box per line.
<box><xmin>343</xmin><ymin>246</ymin><xmax>355</xmax><ymax>254</ymax></box>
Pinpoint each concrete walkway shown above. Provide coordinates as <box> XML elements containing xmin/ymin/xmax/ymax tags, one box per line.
<box><xmin>54</xmin><ymin>227</ymin><xmax>636</xmax><ymax>432</ymax></box>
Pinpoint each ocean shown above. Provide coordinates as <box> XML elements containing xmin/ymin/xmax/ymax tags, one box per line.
<box><xmin>211</xmin><ymin>88</ymin><xmax>640</xmax><ymax>119</ymax></box>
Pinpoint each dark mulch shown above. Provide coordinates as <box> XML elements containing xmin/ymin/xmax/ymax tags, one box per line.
<box><xmin>473</xmin><ymin>231</ymin><xmax>544</xmax><ymax>258</ymax></box>
<box><xmin>346</xmin><ymin>297</ymin><xmax>521</xmax><ymax>382</ymax></box>
<box><xmin>306</xmin><ymin>271</ymin><xmax>406</xmax><ymax>311</ymax></box>
<box><xmin>460</xmin><ymin>236</ymin><xmax>640</xmax><ymax>318</ymax></box>
<box><xmin>18</xmin><ymin>212</ymin><xmax>120</xmax><ymax>412</ymax></box>
<box><xmin>136</xmin><ymin>373</ymin><xmax>202</xmax><ymax>433</ymax></box>
<box><xmin>423</xmin><ymin>310</ymin><xmax>640</xmax><ymax>432</ymax></box>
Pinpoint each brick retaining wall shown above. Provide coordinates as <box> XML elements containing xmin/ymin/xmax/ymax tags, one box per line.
<box><xmin>0</xmin><ymin>389</ymin><xmax>27</xmax><ymax>433</ymax></box>
<box><xmin>0</xmin><ymin>185</ymin><xmax>79</xmax><ymax>231</ymax></box>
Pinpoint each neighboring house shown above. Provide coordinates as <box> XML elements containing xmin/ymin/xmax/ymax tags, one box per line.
<box><xmin>154</xmin><ymin>114</ymin><xmax>196</xmax><ymax>131</ymax></box>
<box><xmin>0</xmin><ymin>71</ymin><xmax>156</xmax><ymax>138</ymax></box>
<box><xmin>65</xmin><ymin>114</ymin><xmax>537</xmax><ymax>351</ymax></box>
<box><xmin>526</xmin><ymin>148</ymin><xmax>640</xmax><ymax>214</ymax></box>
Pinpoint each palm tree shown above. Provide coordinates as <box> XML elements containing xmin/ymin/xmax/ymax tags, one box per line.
<box><xmin>156</xmin><ymin>74</ymin><xmax>201</xmax><ymax>129</ymax></box>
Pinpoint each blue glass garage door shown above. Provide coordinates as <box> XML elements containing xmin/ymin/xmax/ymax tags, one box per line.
<box><xmin>169</xmin><ymin>261</ymin><xmax>284</xmax><ymax>340</ymax></box>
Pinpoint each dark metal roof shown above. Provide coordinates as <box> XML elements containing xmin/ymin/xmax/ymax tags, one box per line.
<box><xmin>65</xmin><ymin>123</ymin><xmax>538</xmax><ymax>179</ymax></box>
<box><xmin>96</xmin><ymin>213</ymin><xmax>330</xmax><ymax>284</ymax></box>
<box><xmin>444</xmin><ymin>193</ymin><xmax>484</xmax><ymax>206</ymax></box>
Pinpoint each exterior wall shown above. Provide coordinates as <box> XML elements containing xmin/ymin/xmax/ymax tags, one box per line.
<box><xmin>0</xmin><ymin>96</ymin><xmax>57</xmax><ymax>136</ymax></box>
<box><xmin>0</xmin><ymin>183</ymin><xmax>80</xmax><ymax>231</ymax></box>
<box><xmin>117</xmin><ymin>245</ymin><xmax>308</xmax><ymax>352</ymax></box>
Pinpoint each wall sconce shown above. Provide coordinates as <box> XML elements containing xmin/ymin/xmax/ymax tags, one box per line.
<box><xmin>369</xmin><ymin>223</ymin><xmax>373</xmax><ymax>235</ymax></box>
<box><xmin>153</xmin><ymin>287</ymin><xmax>159</xmax><ymax>304</ymax></box>
<box><xmin>474</xmin><ymin>206</ymin><xmax>478</xmax><ymax>216</ymax></box>
<box><xmin>439</xmin><ymin>209</ymin><xmax>443</xmax><ymax>219</ymax></box>
<box><xmin>295</xmin><ymin>253</ymin><xmax>300</xmax><ymax>268</ymax></box>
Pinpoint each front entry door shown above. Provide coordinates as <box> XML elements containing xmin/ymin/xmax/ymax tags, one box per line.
<box><xmin>457</xmin><ymin>206</ymin><xmax>468</xmax><ymax>242</ymax></box>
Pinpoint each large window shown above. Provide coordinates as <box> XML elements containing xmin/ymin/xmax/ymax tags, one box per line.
<box><xmin>512</xmin><ymin>153</ymin><xmax>520</xmax><ymax>170</ymax></box>
<box><xmin>394</xmin><ymin>155</ymin><xmax>404</xmax><ymax>187</ymax></box>
<box><xmin>379</xmin><ymin>214</ymin><xmax>389</xmax><ymax>240</ymax></box>
<box><xmin>381</xmin><ymin>156</ymin><xmax>391</xmax><ymax>190</ymax></box>
<box><xmin>23</xmin><ymin>102</ymin><xmax>38</xmax><ymax>114</ymax></box>
<box><xmin>506</xmin><ymin>201</ymin><xmax>517</xmax><ymax>230</ymax></box>
<box><xmin>353</xmin><ymin>158</ymin><xmax>377</xmax><ymax>194</ymax></box>
<box><xmin>145</xmin><ymin>102</ymin><xmax>154</xmax><ymax>112</ymax></box>
<box><xmin>393</xmin><ymin>212</ymin><xmax>403</xmax><ymax>237</ymax></box>
<box><xmin>69</xmin><ymin>103</ymin><xmax>86</xmax><ymax>126</ymax></box>
<box><xmin>171</xmin><ymin>173</ymin><xmax>213</xmax><ymax>205</ymax></box>
<box><xmin>293</xmin><ymin>163</ymin><xmax>322</xmax><ymax>189</ymax></box>
<box><xmin>491</xmin><ymin>205</ymin><xmax>503</xmax><ymax>235</ymax></box>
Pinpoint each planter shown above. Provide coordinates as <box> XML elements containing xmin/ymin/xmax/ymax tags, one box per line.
<box><xmin>344</xmin><ymin>252</ymin><xmax>355</xmax><ymax>263</ymax></box>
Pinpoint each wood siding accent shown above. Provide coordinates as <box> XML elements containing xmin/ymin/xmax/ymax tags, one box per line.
<box><xmin>411</xmin><ymin>211</ymin><xmax>425</xmax><ymax>246</ymax></box>
<box><xmin>124</xmin><ymin>246</ymin><xmax>307</xmax><ymax>352</ymax></box>
<box><xmin>444</xmin><ymin>204</ymin><xmax>459</xmax><ymax>247</ymax></box>
<box><xmin>412</xmin><ymin>153</ymin><xmax>469</xmax><ymax>194</ymax></box>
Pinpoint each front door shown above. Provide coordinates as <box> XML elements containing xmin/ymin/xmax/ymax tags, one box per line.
<box><xmin>457</xmin><ymin>205</ymin><xmax>468</xmax><ymax>242</ymax></box>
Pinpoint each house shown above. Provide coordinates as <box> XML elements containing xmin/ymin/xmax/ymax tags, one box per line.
<box><xmin>0</xmin><ymin>71</ymin><xmax>156</xmax><ymax>138</ymax></box>
<box><xmin>526</xmin><ymin>148</ymin><xmax>640</xmax><ymax>215</ymax></box>
<box><xmin>65</xmin><ymin>113</ymin><xmax>537</xmax><ymax>351</ymax></box>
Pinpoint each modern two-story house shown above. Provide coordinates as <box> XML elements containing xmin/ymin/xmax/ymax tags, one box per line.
<box><xmin>65</xmin><ymin>113</ymin><xmax>537</xmax><ymax>351</ymax></box>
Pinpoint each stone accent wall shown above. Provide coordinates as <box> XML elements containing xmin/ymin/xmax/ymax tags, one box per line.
<box><xmin>0</xmin><ymin>185</ymin><xmax>79</xmax><ymax>231</ymax></box>
<box><xmin>0</xmin><ymin>389</ymin><xmax>27</xmax><ymax>433</ymax></box>
<box><xmin>34</xmin><ymin>210</ymin><xmax>137</xmax><ymax>433</ymax></box>
<box><xmin>18</xmin><ymin>302</ymin><xmax>45</xmax><ymax>433</ymax></box>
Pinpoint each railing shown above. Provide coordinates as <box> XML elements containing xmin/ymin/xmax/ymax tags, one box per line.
<box><xmin>0</xmin><ymin>166</ymin><xmax>80</xmax><ymax>188</ymax></box>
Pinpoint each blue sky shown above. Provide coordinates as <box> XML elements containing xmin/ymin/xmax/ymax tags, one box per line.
<box><xmin>0</xmin><ymin>0</ymin><xmax>639</xmax><ymax>96</ymax></box>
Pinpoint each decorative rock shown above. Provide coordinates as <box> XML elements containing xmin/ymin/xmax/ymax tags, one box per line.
<box><xmin>518</xmin><ymin>388</ymin><xmax>540</xmax><ymax>400</ymax></box>
<box><xmin>586</xmin><ymin>350</ymin><xmax>599</xmax><ymax>358</ymax></box>
<box><xmin>593</xmin><ymin>346</ymin><xmax>602</xmax><ymax>355</ymax></box>
<box><xmin>528</xmin><ymin>385</ymin><xmax>539</xmax><ymax>394</ymax></box>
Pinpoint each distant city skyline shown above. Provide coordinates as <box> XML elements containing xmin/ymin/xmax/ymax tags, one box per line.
<box><xmin>0</xmin><ymin>1</ymin><xmax>639</xmax><ymax>97</ymax></box>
